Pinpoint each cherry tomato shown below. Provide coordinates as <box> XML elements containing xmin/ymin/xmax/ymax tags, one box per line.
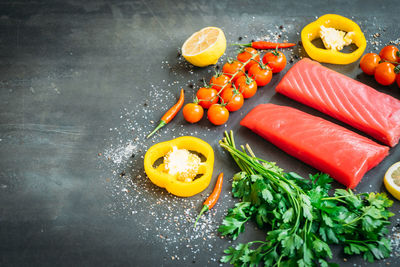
<box><xmin>220</xmin><ymin>87</ymin><xmax>244</xmax><ymax>112</ymax></box>
<box><xmin>222</xmin><ymin>59</ymin><xmax>245</xmax><ymax>82</ymax></box>
<box><xmin>207</xmin><ymin>104</ymin><xmax>229</xmax><ymax>125</ymax></box>
<box><xmin>210</xmin><ymin>73</ymin><xmax>231</xmax><ymax>92</ymax></box>
<box><xmin>237</xmin><ymin>47</ymin><xmax>260</xmax><ymax>71</ymax></box>
<box><xmin>219</xmin><ymin>87</ymin><xmax>232</xmax><ymax>104</ymax></box>
<box><xmin>234</xmin><ymin>75</ymin><xmax>257</xmax><ymax>98</ymax></box>
<box><xmin>248</xmin><ymin>63</ymin><xmax>272</xmax><ymax>86</ymax></box>
<box><xmin>397</xmin><ymin>74</ymin><xmax>400</xmax><ymax>88</ymax></box>
<box><xmin>196</xmin><ymin>87</ymin><xmax>218</xmax><ymax>109</ymax></box>
<box><xmin>183</xmin><ymin>103</ymin><xmax>204</xmax><ymax>123</ymax></box>
<box><xmin>359</xmin><ymin>53</ymin><xmax>381</xmax><ymax>75</ymax></box>
<box><xmin>374</xmin><ymin>62</ymin><xmax>396</xmax><ymax>86</ymax></box>
<box><xmin>379</xmin><ymin>45</ymin><xmax>399</xmax><ymax>64</ymax></box>
<box><xmin>262</xmin><ymin>50</ymin><xmax>286</xmax><ymax>73</ymax></box>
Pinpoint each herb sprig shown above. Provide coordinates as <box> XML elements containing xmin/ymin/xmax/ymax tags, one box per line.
<box><xmin>219</xmin><ymin>131</ymin><xmax>393</xmax><ymax>266</ymax></box>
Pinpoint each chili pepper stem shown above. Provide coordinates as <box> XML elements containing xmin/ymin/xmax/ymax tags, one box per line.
<box><xmin>146</xmin><ymin>120</ymin><xmax>166</xmax><ymax>139</ymax></box>
<box><xmin>231</xmin><ymin>43</ymin><xmax>252</xmax><ymax>47</ymax></box>
<box><xmin>194</xmin><ymin>205</ymin><xmax>209</xmax><ymax>228</ymax></box>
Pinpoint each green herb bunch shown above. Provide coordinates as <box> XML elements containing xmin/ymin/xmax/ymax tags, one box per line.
<box><xmin>219</xmin><ymin>131</ymin><xmax>394</xmax><ymax>267</ymax></box>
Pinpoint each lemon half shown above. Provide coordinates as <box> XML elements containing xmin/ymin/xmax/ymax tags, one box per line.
<box><xmin>182</xmin><ymin>27</ymin><xmax>226</xmax><ymax>67</ymax></box>
<box><xmin>384</xmin><ymin>161</ymin><xmax>400</xmax><ymax>200</ymax></box>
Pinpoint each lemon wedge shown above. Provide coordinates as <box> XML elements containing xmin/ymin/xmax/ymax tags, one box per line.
<box><xmin>384</xmin><ymin>161</ymin><xmax>400</xmax><ymax>200</ymax></box>
<box><xmin>182</xmin><ymin>27</ymin><xmax>226</xmax><ymax>67</ymax></box>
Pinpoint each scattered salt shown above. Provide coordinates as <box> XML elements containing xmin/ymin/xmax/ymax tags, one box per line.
<box><xmin>391</xmin><ymin>217</ymin><xmax>400</xmax><ymax>257</ymax></box>
<box><xmin>104</xmin><ymin>143</ymin><xmax>137</xmax><ymax>165</ymax></box>
<box><xmin>98</xmin><ymin>19</ymin><xmax>400</xmax><ymax>265</ymax></box>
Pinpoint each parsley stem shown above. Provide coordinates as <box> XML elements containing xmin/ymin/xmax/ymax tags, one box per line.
<box><xmin>223</xmin><ymin>132</ymin><xmax>249</xmax><ymax>174</ymax></box>
<box><xmin>245</xmin><ymin>143</ymin><xmax>256</xmax><ymax>158</ymax></box>
<box><xmin>274</xmin><ymin>255</ymin><xmax>284</xmax><ymax>267</ymax></box>
<box><xmin>247</xmin><ymin>240</ymin><xmax>267</xmax><ymax>245</ymax></box>
<box><xmin>343</xmin><ymin>214</ymin><xmax>364</xmax><ymax>226</ymax></box>
<box><xmin>344</xmin><ymin>239</ymin><xmax>376</xmax><ymax>243</ymax></box>
<box><xmin>220</xmin><ymin>135</ymin><xmax>313</xmax><ymax>237</ymax></box>
<box><xmin>321</xmin><ymin>195</ymin><xmax>350</xmax><ymax>205</ymax></box>
<box><xmin>307</xmin><ymin>218</ymin><xmax>313</xmax><ymax>234</ymax></box>
<box><xmin>321</xmin><ymin>196</ymin><xmax>348</xmax><ymax>200</ymax></box>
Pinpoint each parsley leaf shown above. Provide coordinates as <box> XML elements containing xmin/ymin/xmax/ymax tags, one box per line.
<box><xmin>282</xmin><ymin>207</ymin><xmax>294</xmax><ymax>223</ymax></box>
<box><xmin>218</xmin><ymin>202</ymin><xmax>253</xmax><ymax>240</ymax></box>
<box><xmin>219</xmin><ymin>131</ymin><xmax>394</xmax><ymax>266</ymax></box>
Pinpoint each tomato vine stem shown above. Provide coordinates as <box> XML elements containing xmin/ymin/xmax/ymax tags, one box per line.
<box><xmin>210</xmin><ymin>52</ymin><xmax>260</xmax><ymax>103</ymax></box>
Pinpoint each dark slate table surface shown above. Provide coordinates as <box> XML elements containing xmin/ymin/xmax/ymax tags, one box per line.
<box><xmin>1</xmin><ymin>0</ymin><xmax>399</xmax><ymax>266</ymax></box>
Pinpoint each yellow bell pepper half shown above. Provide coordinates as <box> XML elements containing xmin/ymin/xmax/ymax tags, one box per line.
<box><xmin>301</xmin><ymin>14</ymin><xmax>366</xmax><ymax>64</ymax></box>
<box><xmin>144</xmin><ymin>136</ymin><xmax>214</xmax><ymax>197</ymax></box>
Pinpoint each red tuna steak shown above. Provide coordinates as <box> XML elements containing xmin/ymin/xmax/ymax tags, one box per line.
<box><xmin>276</xmin><ymin>58</ymin><xmax>400</xmax><ymax>147</ymax></box>
<box><xmin>240</xmin><ymin>104</ymin><xmax>389</xmax><ymax>188</ymax></box>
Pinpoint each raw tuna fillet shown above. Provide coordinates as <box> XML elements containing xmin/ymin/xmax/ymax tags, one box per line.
<box><xmin>276</xmin><ymin>58</ymin><xmax>400</xmax><ymax>147</ymax></box>
<box><xmin>240</xmin><ymin>104</ymin><xmax>389</xmax><ymax>188</ymax></box>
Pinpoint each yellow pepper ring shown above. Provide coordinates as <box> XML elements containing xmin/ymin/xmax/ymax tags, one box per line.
<box><xmin>144</xmin><ymin>136</ymin><xmax>214</xmax><ymax>197</ymax></box>
<box><xmin>301</xmin><ymin>14</ymin><xmax>367</xmax><ymax>64</ymax></box>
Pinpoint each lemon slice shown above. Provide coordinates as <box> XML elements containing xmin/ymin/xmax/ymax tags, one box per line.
<box><xmin>384</xmin><ymin>161</ymin><xmax>400</xmax><ymax>200</ymax></box>
<box><xmin>182</xmin><ymin>27</ymin><xmax>226</xmax><ymax>67</ymax></box>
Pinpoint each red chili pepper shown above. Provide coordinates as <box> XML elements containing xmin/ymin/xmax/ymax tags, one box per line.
<box><xmin>235</xmin><ymin>41</ymin><xmax>296</xmax><ymax>50</ymax></box>
<box><xmin>146</xmin><ymin>88</ymin><xmax>184</xmax><ymax>139</ymax></box>
<box><xmin>194</xmin><ymin>172</ymin><xmax>223</xmax><ymax>227</ymax></box>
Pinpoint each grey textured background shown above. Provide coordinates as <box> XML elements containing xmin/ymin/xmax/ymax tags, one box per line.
<box><xmin>0</xmin><ymin>1</ymin><xmax>399</xmax><ymax>266</ymax></box>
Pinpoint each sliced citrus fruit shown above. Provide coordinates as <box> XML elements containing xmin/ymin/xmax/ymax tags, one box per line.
<box><xmin>182</xmin><ymin>27</ymin><xmax>226</xmax><ymax>67</ymax></box>
<box><xmin>384</xmin><ymin>161</ymin><xmax>400</xmax><ymax>200</ymax></box>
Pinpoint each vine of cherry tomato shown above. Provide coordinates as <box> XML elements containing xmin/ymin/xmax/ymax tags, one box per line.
<box><xmin>222</xmin><ymin>59</ymin><xmax>245</xmax><ymax>82</ymax></box>
<box><xmin>248</xmin><ymin>63</ymin><xmax>273</xmax><ymax>86</ymax></box>
<box><xmin>237</xmin><ymin>47</ymin><xmax>260</xmax><ymax>71</ymax></box>
<box><xmin>220</xmin><ymin>87</ymin><xmax>244</xmax><ymax>112</ymax></box>
<box><xmin>185</xmin><ymin>47</ymin><xmax>289</xmax><ymax>125</ymax></box>
<box><xmin>262</xmin><ymin>50</ymin><xmax>287</xmax><ymax>73</ymax></box>
<box><xmin>210</xmin><ymin>73</ymin><xmax>231</xmax><ymax>92</ymax></box>
<box><xmin>235</xmin><ymin>75</ymin><xmax>257</xmax><ymax>99</ymax></box>
<box><xmin>196</xmin><ymin>87</ymin><xmax>218</xmax><ymax>109</ymax></box>
<box><xmin>359</xmin><ymin>45</ymin><xmax>400</xmax><ymax>87</ymax></box>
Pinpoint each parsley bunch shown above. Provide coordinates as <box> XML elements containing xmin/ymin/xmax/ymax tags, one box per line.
<box><xmin>218</xmin><ymin>131</ymin><xmax>394</xmax><ymax>267</ymax></box>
